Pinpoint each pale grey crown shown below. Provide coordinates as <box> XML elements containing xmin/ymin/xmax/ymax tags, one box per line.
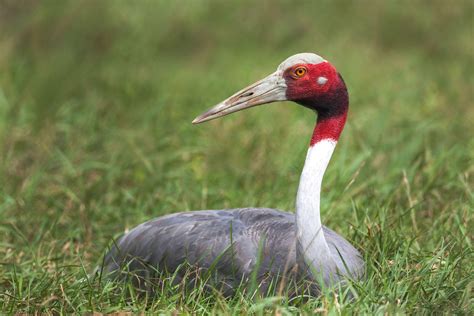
<box><xmin>277</xmin><ymin>53</ymin><xmax>326</xmax><ymax>72</ymax></box>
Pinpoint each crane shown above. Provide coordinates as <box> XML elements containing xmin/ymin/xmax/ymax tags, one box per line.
<box><xmin>102</xmin><ymin>53</ymin><xmax>364</xmax><ymax>295</ymax></box>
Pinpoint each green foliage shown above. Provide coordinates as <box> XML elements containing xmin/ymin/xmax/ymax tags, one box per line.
<box><xmin>0</xmin><ymin>0</ymin><xmax>472</xmax><ymax>314</ymax></box>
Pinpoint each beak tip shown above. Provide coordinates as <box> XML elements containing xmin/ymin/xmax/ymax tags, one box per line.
<box><xmin>193</xmin><ymin>110</ymin><xmax>216</xmax><ymax>124</ymax></box>
<box><xmin>192</xmin><ymin>116</ymin><xmax>205</xmax><ymax>124</ymax></box>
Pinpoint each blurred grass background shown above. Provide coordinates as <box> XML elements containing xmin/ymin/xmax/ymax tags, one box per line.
<box><xmin>0</xmin><ymin>0</ymin><xmax>473</xmax><ymax>314</ymax></box>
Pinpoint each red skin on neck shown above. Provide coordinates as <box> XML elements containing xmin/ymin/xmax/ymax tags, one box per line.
<box><xmin>284</xmin><ymin>62</ymin><xmax>349</xmax><ymax>146</ymax></box>
<box><xmin>310</xmin><ymin>111</ymin><xmax>347</xmax><ymax>145</ymax></box>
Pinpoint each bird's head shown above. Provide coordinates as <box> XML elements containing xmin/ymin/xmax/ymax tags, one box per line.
<box><xmin>192</xmin><ymin>53</ymin><xmax>348</xmax><ymax>125</ymax></box>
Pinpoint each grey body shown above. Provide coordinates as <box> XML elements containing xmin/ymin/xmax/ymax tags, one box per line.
<box><xmin>103</xmin><ymin>208</ymin><xmax>363</xmax><ymax>294</ymax></box>
<box><xmin>102</xmin><ymin>53</ymin><xmax>365</xmax><ymax>294</ymax></box>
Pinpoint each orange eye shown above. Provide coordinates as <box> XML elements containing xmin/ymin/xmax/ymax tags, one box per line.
<box><xmin>294</xmin><ymin>67</ymin><xmax>307</xmax><ymax>78</ymax></box>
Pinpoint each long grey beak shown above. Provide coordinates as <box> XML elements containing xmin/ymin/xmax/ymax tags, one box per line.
<box><xmin>192</xmin><ymin>71</ymin><xmax>287</xmax><ymax>124</ymax></box>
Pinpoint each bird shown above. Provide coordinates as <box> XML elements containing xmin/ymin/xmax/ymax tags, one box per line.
<box><xmin>101</xmin><ymin>53</ymin><xmax>364</xmax><ymax>296</ymax></box>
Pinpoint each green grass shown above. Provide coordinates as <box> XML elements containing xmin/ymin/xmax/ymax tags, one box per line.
<box><xmin>0</xmin><ymin>0</ymin><xmax>473</xmax><ymax>314</ymax></box>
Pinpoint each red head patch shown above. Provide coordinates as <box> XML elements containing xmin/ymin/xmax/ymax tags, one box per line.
<box><xmin>282</xmin><ymin>62</ymin><xmax>349</xmax><ymax>145</ymax></box>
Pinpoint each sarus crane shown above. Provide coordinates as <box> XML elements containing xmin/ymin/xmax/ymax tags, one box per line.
<box><xmin>102</xmin><ymin>53</ymin><xmax>364</xmax><ymax>295</ymax></box>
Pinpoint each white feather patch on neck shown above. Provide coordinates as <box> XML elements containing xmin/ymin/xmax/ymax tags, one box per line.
<box><xmin>296</xmin><ymin>139</ymin><xmax>338</xmax><ymax>281</ymax></box>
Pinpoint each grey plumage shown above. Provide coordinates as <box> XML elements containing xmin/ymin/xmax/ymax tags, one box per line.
<box><xmin>102</xmin><ymin>208</ymin><xmax>363</xmax><ymax>294</ymax></box>
<box><xmin>102</xmin><ymin>53</ymin><xmax>365</xmax><ymax>295</ymax></box>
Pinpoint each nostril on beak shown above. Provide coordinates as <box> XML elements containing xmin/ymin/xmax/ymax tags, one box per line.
<box><xmin>240</xmin><ymin>92</ymin><xmax>254</xmax><ymax>98</ymax></box>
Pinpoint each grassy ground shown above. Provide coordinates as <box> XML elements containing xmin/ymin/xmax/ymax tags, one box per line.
<box><xmin>0</xmin><ymin>0</ymin><xmax>473</xmax><ymax>314</ymax></box>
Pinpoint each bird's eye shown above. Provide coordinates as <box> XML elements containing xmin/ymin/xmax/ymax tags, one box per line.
<box><xmin>294</xmin><ymin>67</ymin><xmax>307</xmax><ymax>78</ymax></box>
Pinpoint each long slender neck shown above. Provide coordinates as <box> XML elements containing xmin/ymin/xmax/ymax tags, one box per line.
<box><xmin>296</xmin><ymin>107</ymin><xmax>348</xmax><ymax>285</ymax></box>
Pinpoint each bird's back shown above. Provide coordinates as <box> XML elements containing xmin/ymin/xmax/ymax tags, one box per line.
<box><xmin>102</xmin><ymin>208</ymin><xmax>362</xmax><ymax>294</ymax></box>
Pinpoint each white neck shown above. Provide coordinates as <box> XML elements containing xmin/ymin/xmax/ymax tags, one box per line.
<box><xmin>296</xmin><ymin>139</ymin><xmax>338</xmax><ymax>284</ymax></box>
